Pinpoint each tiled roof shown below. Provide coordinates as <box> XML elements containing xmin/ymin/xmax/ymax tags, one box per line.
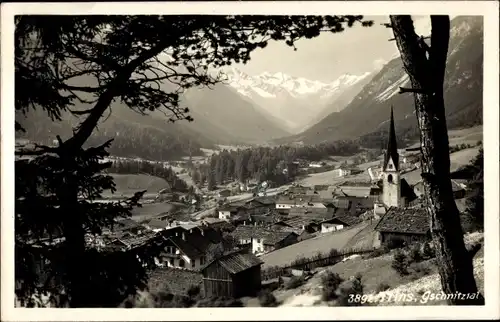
<box><xmin>168</xmin><ymin>235</ymin><xmax>203</xmax><ymax>258</ymax></box>
<box><xmin>261</xmin><ymin>231</ymin><xmax>297</xmax><ymax>246</ymax></box>
<box><xmin>203</xmin><ymin>251</ymin><xmax>263</xmax><ymax>275</ymax></box>
<box><xmin>330</xmin><ymin>212</ymin><xmax>362</xmax><ymax>226</ymax></box>
<box><xmin>278</xmin><ymin>216</ymin><xmax>321</xmax><ymax>229</ymax></box>
<box><xmin>148</xmin><ymin>268</ymin><xmax>203</xmax><ymax>295</ymax></box>
<box><xmin>374</xmin><ymin>207</ymin><xmax>429</xmax><ymax>235</ymax></box>
<box><xmin>249</xmin><ymin>196</ymin><xmax>276</xmax><ymax>206</ymax></box>
<box><xmin>230</xmin><ymin>225</ymin><xmax>255</xmax><ymax>240</ymax></box>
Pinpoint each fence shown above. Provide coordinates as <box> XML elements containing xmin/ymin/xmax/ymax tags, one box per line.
<box><xmin>261</xmin><ymin>247</ymin><xmax>375</xmax><ymax>281</ymax></box>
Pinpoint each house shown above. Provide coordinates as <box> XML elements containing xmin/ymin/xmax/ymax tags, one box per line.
<box><xmin>201</xmin><ymin>251</ymin><xmax>263</xmax><ymax>298</ymax></box>
<box><xmin>287</xmin><ymin>185</ymin><xmax>313</xmax><ymax>195</ymax></box>
<box><xmin>320</xmin><ymin>217</ymin><xmax>350</xmax><ymax>233</ymax></box>
<box><xmin>330</xmin><ymin>196</ymin><xmax>374</xmax><ymax>216</ymax></box>
<box><xmin>335</xmin><ymin>167</ymin><xmax>352</xmax><ymax>177</ymax></box>
<box><xmin>230</xmin><ymin>225</ymin><xmax>255</xmax><ymax>246</ymax></box>
<box><xmin>217</xmin><ymin>204</ymin><xmax>244</xmax><ymax>220</ymax></box>
<box><xmin>276</xmin><ymin>195</ymin><xmax>323</xmax><ymax>210</ymax></box>
<box><xmin>218</xmin><ymin>189</ymin><xmax>231</xmax><ymax>198</ymax></box>
<box><xmin>373</xmin><ymin>207</ymin><xmax>430</xmax><ymax>248</ymax></box>
<box><xmin>272</xmin><ymin>216</ymin><xmax>321</xmax><ymax>235</ymax></box>
<box><xmin>156</xmin><ymin>226</ymin><xmax>224</xmax><ymax>271</ymax></box>
<box><xmin>451</xmin><ymin>179</ymin><xmax>467</xmax><ymax>199</ymax></box>
<box><xmin>251</xmin><ymin>230</ymin><xmax>298</xmax><ymax>254</ymax></box>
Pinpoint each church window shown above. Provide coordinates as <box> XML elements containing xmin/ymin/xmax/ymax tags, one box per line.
<box><xmin>388</xmin><ymin>174</ymin><xmax>393</xmax><ymax>183</ymax></box>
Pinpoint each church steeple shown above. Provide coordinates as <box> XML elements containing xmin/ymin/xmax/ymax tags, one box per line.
<box><xmin>383</xmin><ymin>106</ymin><xmax>399</xmax><ymax>171</ymax></box>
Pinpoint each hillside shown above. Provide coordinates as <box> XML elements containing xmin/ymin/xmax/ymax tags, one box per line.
<box><xmin>181</xmin><ymin>84</ymin><xmax>290</xmax><ymax>143</ymax></box>
<box><xmin>282</xmin><ymin>16</ymin><xmax>483</xmax><ymax>145</ymax></box>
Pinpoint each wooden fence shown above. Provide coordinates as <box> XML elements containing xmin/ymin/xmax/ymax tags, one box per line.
<box><xmin>261</xmin><ymin>247</ymin><xmax>375</xmax><ymax>281</ymax></box>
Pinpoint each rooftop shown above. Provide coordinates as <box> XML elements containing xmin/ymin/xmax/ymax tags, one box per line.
<box><xmin>202</xmin><ymin>251</ymin><xmax>263</xmax><ymax>275</ymax></box>
<box><xmin>374</xmin><ymin>207</ymin><xmax>429</xmax><ymax>235</ymax></box>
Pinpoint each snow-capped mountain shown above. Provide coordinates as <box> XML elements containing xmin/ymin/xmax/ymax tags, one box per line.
<box><xmin>223</xmin><ymin>67</ymin><xmax>372</xmax><ymax>132</ymax></box>
<box><xmin>280</xmin><ymin>16</ymin><xmax>483</xmax><ymax>145</ymax></box>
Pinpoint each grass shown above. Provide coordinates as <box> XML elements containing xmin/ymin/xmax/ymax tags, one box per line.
<box><xmin>130</xmin><ymin>202</ymin><xmax>186</xmax><ymax>221</ymax></box>
<box><xmin>260</xmin><ymin>222</ymin><xmax>369</xmax><ymax>268</ymax></box>
<box><xmin>104</xmin><ymin>174</ymin><xmax>171</xmax><ymax>198</ymax></box>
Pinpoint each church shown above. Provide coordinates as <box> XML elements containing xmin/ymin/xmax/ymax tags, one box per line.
<box><xmin>373</xmin><ymin>107</ymin><xmax>430</xmax><ymax>247</ymax></box>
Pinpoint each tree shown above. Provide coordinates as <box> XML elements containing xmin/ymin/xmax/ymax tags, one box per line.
<box><xmin>389</xmin><ymin>15</ymin><xmax>483</xmax><ymax>304</ymax></box>
<box><xmin>15</xmin><ymin>15</ymin><xmax>373</xmax><ymax>307</ymax></box>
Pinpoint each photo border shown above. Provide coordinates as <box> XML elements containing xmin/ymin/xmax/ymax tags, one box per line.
<box><xmin>1</xmin><ymin>1</ymin><xmax>499</xmax><ymax>321</ymax></box>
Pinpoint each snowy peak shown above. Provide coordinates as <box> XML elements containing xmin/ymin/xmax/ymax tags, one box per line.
<box><xmin>224</xmin><ymin>67</ymin><xmax>371</xmax><ymax>99</ymax></box>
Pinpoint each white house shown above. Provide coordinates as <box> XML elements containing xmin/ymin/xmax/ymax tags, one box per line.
<box><xmin>320</xmin><ymin>218</ymin><xmax>349</xmax><ymax>233</ymax></box>
<box><xmin>335</xmin><ymin>168</ymin><xmax>352</xmax><ymax>177</ymax></box>
<box><xmin>217</xmin><ymin>204</ymin><xmax>242</xmax><ymax>220</ymax></box>
<box><xmin>158</xmin><ymin>229</ymin><xmax>223</xmax><ymax>271</ymax></box>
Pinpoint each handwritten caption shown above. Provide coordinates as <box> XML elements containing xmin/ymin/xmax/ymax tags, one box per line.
<box><xmin>348</xmin><ymin>291</ymin><xmax>482</xmax><ymax>305</ymax></box>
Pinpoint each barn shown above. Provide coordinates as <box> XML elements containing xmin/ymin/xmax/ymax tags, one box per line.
<box><xmin>373</xmin><ymin>207</ymin><xmax>431</xmax><ymax>248</ymax></box>
<box><xmin>201</xmin><ymin>251</ymin><xmax>263</xmax><ymax>298</ymax></box>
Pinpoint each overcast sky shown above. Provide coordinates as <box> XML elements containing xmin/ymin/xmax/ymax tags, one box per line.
<box><xmin>233</xmin><ymin>15</ymin><xmax>432</xmax><ymax>82</ymax></box>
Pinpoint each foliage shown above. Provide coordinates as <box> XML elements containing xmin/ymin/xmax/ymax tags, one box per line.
<box><xmin>195</xmin><ymin>296</ymin><xmax>244</xmax><ymax>307</ymax></box>
<box><xmin>108</xmin><ymin>158</ymin><xmax>189</xmax><ymax>192</ymax></box>
<box><xmin>375</xmin><ymin>282</ymin><xmax>391</xmax><ymax>293</ymax></box>
<box><xmin>15</xmin><ymin>140</ymin><xmax>153</xmax><ymax>307</ymax></box>
<box><xmin>258</xmin><ymin>289</ymin><xmax>279</xmax><ymax>307</ymax></box>
<box><xmin>422</xmin><ymin>242</ymin><xmax>436</xmax><ymax>259</ymax></box>
<box><xmin>391</xmin><ymin>250</ymin><xmax>409</xmax><ymax>276</ymax></box>
<box><xmin>335</xmin><ymin>273</ymin><xmax>364</xmax><ymax>306</ymax></box>
<box><xmin>409</xmin><ymin>244</ymin><xmax>423</xmax><ymax>263</ymax></box>
<box><xmin>285</xmin><ymin>276</ymin><xmax>305</xmax><ymax>290</ymax></box>
<box><xmin>408</xmin><ymin>262</ymin><xmax>433</xmax><ymax>280</ymax></box>
<box><xmin>320</xmin><ymin>272</ymin><xmax>344</xmax><ymax>301</ymax></box>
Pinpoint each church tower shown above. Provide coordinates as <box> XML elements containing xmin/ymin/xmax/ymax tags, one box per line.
<box><xmin>382</xmin><ymin>106</ymin><xmax>402</xmax><ymax>208</ymax></box>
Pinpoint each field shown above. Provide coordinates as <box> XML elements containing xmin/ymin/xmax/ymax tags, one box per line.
<box><xmin>129</xmin><ymin>202</ymin><xmax>186</xmax><ymax>222</ymax></box>
<box><xmin>102</xmin><ymin>174</ymin><xmax>171</xmax><ymax>199</ymax></box>
<box><xmin>407</xmin><ymin>125</ymin><xmax>482</xmax><ymax>149</ymax></box>
<box><xmin>260</xmin><ymin>222</ymin><xmax>370</xmax><ymax>268</ymax></box>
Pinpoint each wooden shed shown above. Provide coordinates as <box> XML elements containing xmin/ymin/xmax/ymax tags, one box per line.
<box><xmin>201</xmin><ymin>251</ymin><xmax>263</xmax><ymax>298</ymax></box>
<box><xmin>373</xmin><ymin>206</ymin><xmax>431</xmax><ymax>248</ymax></box>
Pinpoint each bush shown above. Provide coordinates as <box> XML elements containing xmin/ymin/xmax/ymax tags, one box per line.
<box><xmin>375</xmin><ymin>282</ymin><xmax>391</xmax><ymax>293</ymax></box>
<box><xmin>386</xmin><ymin>237</ymin><xmax>406</xmax><ymax>250</ymax></box>
<box><xmin>408</xmin><ymin>262</ymin><xmax>433</xmax><ymax>280</ymax></box>
<box><xmin>321</xmin><ymin>272</ymin><xmax>344</xmax><ymax>301</ymax></box>
<box><xmin>422</xmin><ymin>242</ymin><xmax>435</xmax><ymax>259</ymax></box>
<box><xmin>336</xmin><ymin>274</ymin><xmax>364</xmax><ymax>306</ymax></box>
<box><xmin>409</xmin><ymin>244</ymin><xmax>423</xmax><ymax>263</ymax></box>
<box><xmin>258</xmin><ymin>290</ymin><xmax>278</xmax><ymax>307</ymax></box>
<box><xmin>195</xmin><ymin>296</ymin><xmax>243</xmax><ymax>307</ymax></box>
<box><xmin>391</xmin><ymin>250</ymin><xmax>409</xmax><ymax>276</ymax></box>
<box><xmin>187</xmin><ymin>285</ymin><xmax>201</xmax><ymax>298</ymax></box>
<box><xmin>366</xmin><ymin>246</ymin><xmax>389</xmax><ymax>258</ymax></box>
<box><xmin>285</xmin><ymin>276</ymin><xmax>305</xmax><ymax>290</ymax></box>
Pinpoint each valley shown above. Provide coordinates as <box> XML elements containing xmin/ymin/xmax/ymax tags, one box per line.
<box><xmin>14</xmin><ymin>14</ymin><xmax>487</xmax><ymax>310</ymax></box>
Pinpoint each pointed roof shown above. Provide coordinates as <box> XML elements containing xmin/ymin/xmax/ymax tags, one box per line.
<box><xmin>383</xmin><ymin>106</ymin><xmax>399</xmax><ymax>171</ymax></box>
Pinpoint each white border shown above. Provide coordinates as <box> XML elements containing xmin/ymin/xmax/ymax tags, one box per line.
<box><xmin>1</xmin><ymin>1</ymin><xmax>499</xmax><ymax>321</ymax></box>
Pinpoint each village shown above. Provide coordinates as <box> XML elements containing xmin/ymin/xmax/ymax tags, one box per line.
<box><xmin>81</xmin><ymin>109</ymin><xmax>479</xmax><ymax>307</ymax></box>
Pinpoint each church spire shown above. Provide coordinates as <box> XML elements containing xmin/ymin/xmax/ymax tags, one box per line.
<box><xmin>383</xmin><ymin>106</ymin><xmax>399</xmax><ymax>171</ymax></box>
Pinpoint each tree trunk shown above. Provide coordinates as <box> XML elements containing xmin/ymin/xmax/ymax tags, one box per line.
<box><xmin>389</xmin><ymin>15</ymin><xmax>483</xmax><ymax>305</ymax></box>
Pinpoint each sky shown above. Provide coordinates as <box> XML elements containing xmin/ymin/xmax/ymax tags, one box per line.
<box><xmin>234</xmin><ymin>15</ymin><xmax>432</xmax><ymax>82</ymax></box>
